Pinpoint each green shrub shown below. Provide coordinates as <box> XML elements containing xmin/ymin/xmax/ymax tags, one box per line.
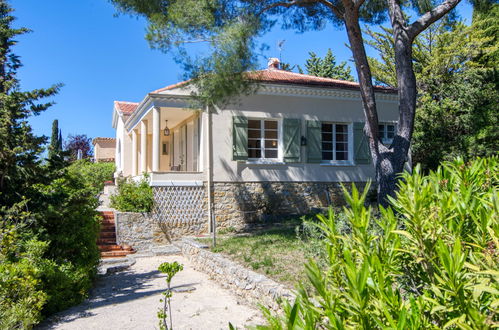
<box><xmin>110</xmin><ymin>176</ymin><xmax>154</xmax><ymax>212</ymax></box>
<box><xmin>0</xmin><ymin>227</ymin><xmax>48</xmax><ymax>329</ymax></box>
<box><xmin>67</xmin><ymin>160</ymin><xmax>115</xmax><ymax>195</ymax></box>
<box><xmin>33</xmin><ymin>168</ymin><xmax>101</xmax><ymax>315</ymax></box>
<box><xmin>261</xmin><ymin>157</ymin><xmax>498</xmax><ymax>329</ymax></box>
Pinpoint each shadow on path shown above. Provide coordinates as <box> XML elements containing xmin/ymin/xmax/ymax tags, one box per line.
<box><xmin>38</xmin><ymin>267</ymin><xmax>199</xmax><ymax>329</ymax></box>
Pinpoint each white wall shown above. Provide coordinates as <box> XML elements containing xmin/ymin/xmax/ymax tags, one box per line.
<box><xmin>211</xmin><ymin>92</ymin><xmax>399</xmax><ymax>182</ymax></box>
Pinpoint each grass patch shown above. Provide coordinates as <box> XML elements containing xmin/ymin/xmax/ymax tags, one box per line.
<box><xmin>199</xmin><ymin>218</ymin><xmax>328</xmax><ymax>288</ymax></box>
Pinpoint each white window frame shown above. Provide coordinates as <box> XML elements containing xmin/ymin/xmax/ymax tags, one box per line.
<box><xmin>320</xmin><ymin>122</ymin><xmax>354</xmax><ymax>166</ymax></box>
<box><xmin>247</xmin><ymin>118</ymin><xmax>283</xmax><ymax>164</ymax></box>
<box><xmin>379</xmin><ymin>122</ymin><xmax>396</xmax><ymax>145</ymax></box>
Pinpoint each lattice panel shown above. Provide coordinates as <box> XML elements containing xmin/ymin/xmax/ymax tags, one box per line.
<box><xmin>153</xmin><ymin>185</ymin><xmax>207</xmax><ymax>226</ymax></box>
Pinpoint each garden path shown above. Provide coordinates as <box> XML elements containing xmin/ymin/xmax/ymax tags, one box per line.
<box><xmin>39</xmin><ymin>255</ymin><xmax>263</xmax><ymax>330</ymax></box>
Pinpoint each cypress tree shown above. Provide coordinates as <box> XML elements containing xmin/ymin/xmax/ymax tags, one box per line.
<box><xmin>48</xmin><ymin>119</ymin><xmax>59</xmax><ymax>159</ymax></box>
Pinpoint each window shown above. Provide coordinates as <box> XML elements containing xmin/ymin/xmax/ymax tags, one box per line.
<box><xmin>321</xmin><ymin>123</ymin><xmax>350</xmax><ymax>162</ymax></box>
<box><xmin>248</xmin><ymin>119</ymin><xmax>279</xmax><ymax>159</ymax></box>
<box><xmin>379</xmin><ymin>123</ymin><xmax>395</xmax><ymax>145</ymax></box>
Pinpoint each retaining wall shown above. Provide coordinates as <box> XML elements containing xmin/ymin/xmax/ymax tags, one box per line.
<box><xmin>179</xmin><ymin>238</ymin><xmax>295</xmax><ymax>310</ymax></box>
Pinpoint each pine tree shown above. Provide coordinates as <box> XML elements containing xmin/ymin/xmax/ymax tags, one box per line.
<box><xmin>303</xmin><ymin>49</ymin><xmax>355</xmax><ymax>81</ymax></box>
<box><xmin>0</xmin><ymin>1</ymin><xmax>60</xmax><ymax>207</ymax></box>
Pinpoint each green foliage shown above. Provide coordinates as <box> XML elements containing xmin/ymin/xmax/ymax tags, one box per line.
<box><xmin>260</xmin><ymin>157</ymin><xmax>498</xmax><ymax>328</ymax></box>
<box><xmin>67</xmin><ymin>159</ymin><xmax>115</xmax><ymax>195</ymax></box>
<box><xmin>0</xmin><ymin>227</ymin><xmax>47</xmax><ymax>329</ymax></box>
<box><xmin>31</xmin><ymin>166</ymin><xmax>101</xmax><ymax>314</ymax></box>
<box><xmin>0</xmin><ymin>1</ymin><xmax>61</xmax><ymax>208</ymax></box>
<box><xmin>0</xmin><ymin>2</ymin><xmax>100</xmax><ymax>326</ymax></box>
<box><xmin>48</xmin><ymin>119</ymin><xmax>62</xmax><ymax>160</ymax></box>
<box><xmin>301</xmin><ymin>49</ymin><xmax>355</xmax><ymax>81</ymax></box>
<box><xmin>365</xmin><ymin>10</ymin><xmax>499</xmax><ymax>171</ymax></box>
<box><xmin>110</xmin><ymin>176</ymin><xmax>154</xmax><ymax>212</ymax></box>
<box><xmin>157</xmin><ymin>261</ymin><xmax>183</xmax><ymax>330</ymax></box>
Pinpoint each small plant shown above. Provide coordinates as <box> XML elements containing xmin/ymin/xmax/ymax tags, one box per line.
<box><xmin>157</xmin><ymin>261</ymin><xmax>183</xmax><ymax>330</ymax></box>
<box><xmin>110</xmin><ymin>175</ymin><xmax>153</xmax><ymax>212</ymax></box>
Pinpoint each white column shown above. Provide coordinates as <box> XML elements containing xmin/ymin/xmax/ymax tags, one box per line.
<box><xmin>152</xmin><ymin>107</ymin><xmax>160</xmax><ymax>172</ymax></box>
<box><xmin>131</xmin><ymin>129</ymin><xmax>138</xmax><ymax>176</ymax></box>
<box><xmin>140</xmin><ymin>120</ymin><xmax>147</xmax><ymax>173</ymax></box>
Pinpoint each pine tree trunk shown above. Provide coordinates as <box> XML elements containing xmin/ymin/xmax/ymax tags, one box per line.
<box><xmin>342</xmin><ymin>2</ymin><xmax>413</xmax><ymax>207</ymax></box>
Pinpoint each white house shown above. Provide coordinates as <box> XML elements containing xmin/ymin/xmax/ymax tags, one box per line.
<box><xmin>112</xmin><ymin>59</ymin><xmax>398</xmax><ymax>235</ymax></box>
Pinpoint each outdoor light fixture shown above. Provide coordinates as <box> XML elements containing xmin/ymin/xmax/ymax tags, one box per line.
<box><xmin>163</xmin><ymin>120</ymin><xmax>170</xmax><ymax>136</ymax></box>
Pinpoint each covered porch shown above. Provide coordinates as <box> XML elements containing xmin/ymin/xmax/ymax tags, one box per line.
<box><xmin>125</xmin><ymin>95</ymin><xmax>205</xmax><ymax>184</ymax></box>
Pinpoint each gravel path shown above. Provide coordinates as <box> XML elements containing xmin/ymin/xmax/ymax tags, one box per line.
<box><xmin>39</xmin><ymin>256</ymin><xmax>264</xmax><ymax>330</ymax></box>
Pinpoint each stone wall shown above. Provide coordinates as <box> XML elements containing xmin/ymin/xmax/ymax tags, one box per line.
<box><xmin>179</xmin><ymin>238</ymin><xmax>294</xmax><ymax>310</ymax></box>
<box><xmin>115</xmin><ymin>212</ymin><xmax>154</xmax><ymax>251</ymax></box>
<box><xmin>213</xmin><ymin>181</ymin><xmax>369</xmax><ymax>230</ymax></box>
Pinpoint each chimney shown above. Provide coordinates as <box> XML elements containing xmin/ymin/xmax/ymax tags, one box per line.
<box><xmin>267</xmin><ymin>57</ymin><xmax>280</xmax><ymax>70</ymax></box>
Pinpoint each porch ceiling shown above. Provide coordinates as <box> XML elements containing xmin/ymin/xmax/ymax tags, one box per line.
<box><xmin>137</xmin><ymin>107</ymin><xmax>196</xmax><ymax>132</ymax></box>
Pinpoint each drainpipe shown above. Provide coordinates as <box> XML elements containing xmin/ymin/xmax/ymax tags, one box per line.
<box><xmin>206</xmin><ymin>105</ymin><xmax>216</xmax><ymax>247</ymax></box>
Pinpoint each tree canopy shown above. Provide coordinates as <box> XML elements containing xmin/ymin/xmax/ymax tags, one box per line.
<box><xmin>365</xmin><ymin>5</ymin><xmax>499</xmax><ymax>170</ymax></box>
<box><xmin>300</xmin><ymin>48</ymin><xmax>355</xmax><ymax>80</ymax></box>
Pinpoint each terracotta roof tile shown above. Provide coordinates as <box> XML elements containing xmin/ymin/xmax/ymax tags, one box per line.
<box><xmin>114</xmin><ymin>101</ymin><xmax>139</xmax><ymax>115</ymax></box>
<box><xmin>150</xmin><ymin>69</ymin><xmax>397</xmax><ymax>95</ymax></box>
<box><xmin>151</xmin><ymin>80</ymin><xmax>192</xmax><ymax>94</ymax></box>
<box><xmin>246</xmin><ymin>69</ymin><xmax>397</xmax><ymax>93</ymax></box>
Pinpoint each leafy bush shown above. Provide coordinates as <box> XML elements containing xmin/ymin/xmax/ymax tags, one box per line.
<box><xmin>261</xmin><ymin>157</ymin><xmax>498</xmax><ymax>329</ymax></box>
<box><xmin>0</xmin><ymin>227</ymin><xmax>47</xmax><ymax>329</ymax></box>
<box><xmin>32</xmin><ymin>168</ymin><xmax>101</xmax><ymax>314</ymax></box>
<box><xmin>110</xmin><ymin>176</ymin><xmax>154</xmax><ymax>212</ymax></box>
<box><xmin>67</xmin><ymin>160</ymin><xmax>115</xmax><ymax>195</ymax></box>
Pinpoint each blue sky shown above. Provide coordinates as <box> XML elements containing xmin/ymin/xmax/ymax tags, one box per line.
<box><xmin>11</xmin><ymin>0</ymin><xmax>472</xmax><ymax>141</ymax></box>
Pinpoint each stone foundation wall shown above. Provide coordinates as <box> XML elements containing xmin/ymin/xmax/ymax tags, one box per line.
<box><xmin>179</xmin><ymin>238</ymin><xmax>294</xmax><ymax>310</ymax></box>
<box><xmin>213</xmin><ymin>181</ymin><xmax>369</xmax><ymax>230</ymax></box>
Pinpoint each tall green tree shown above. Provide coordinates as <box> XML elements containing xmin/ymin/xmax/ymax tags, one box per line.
<box><xmin>303</xmin><ymin>48</ymin><xmax>355</xmax><ymax>80</ymax></box>
<box><xmin>0</xmin><ymin>1</ymin><xmax>60</xmax><ymax>207</ymax></box>
<box><xmin>109</xmin><ymin>0</ymin><xmax>461</xmax><ymax>205</ymax></box>
<box><xmin>48</xmin><ymin>119</ymin><xmax>62</xmax><ymax>160</ymax></box>
<box><xmin>365</xmin><ymin>6</ymin><xmax>498</xmax><ymax>170</ymax></box>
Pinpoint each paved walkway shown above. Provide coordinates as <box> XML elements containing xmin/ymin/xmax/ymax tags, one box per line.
<box><xmin>39</xmin><ymin>256</ymin><xmax>263</xmax><ymax>330</ymax></box>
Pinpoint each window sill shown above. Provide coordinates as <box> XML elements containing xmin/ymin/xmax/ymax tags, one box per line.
<box><xmin>246</xmin><ymin>159</ymin><xmax>286</xmax><ymax>165</ymax></box>
<box><xmin>320</xmin><ymin>161</ymin><xmax>355</xmax><ymax>167</ymax></box>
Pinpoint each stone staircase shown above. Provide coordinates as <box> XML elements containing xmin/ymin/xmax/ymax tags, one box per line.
<box><xmin>98</xmin><ymin>211</ymin><xmax>135</xmax><ymax>258</ymax></box>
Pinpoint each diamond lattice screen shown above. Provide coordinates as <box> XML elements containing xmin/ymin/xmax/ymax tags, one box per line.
<box><xmin>153</xmin><ymin>185</ymin><xmax>207</xmax><ymax>226</ymax></box>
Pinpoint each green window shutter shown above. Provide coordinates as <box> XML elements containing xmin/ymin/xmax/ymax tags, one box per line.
<box><xmin>283</xmin><ymin>118</ymin><xmax>301</xmax><ymax>163</ymax></box>
<box><xmin>354</xmin><ymin>122</ymin><xmax>371</xmax><ymax>164</ymax></box>
<box><xmin>232</xmin><ymin>116</ymin><xmax>248</xmax><ymax>161</ymax></box>
<box><xmin>307</xmin><ymin>120</ymin><xmax>322</xmax><ymax>163</ymax></box>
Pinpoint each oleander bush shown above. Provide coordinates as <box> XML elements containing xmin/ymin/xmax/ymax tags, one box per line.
<box><xmin>260</xmin><ymin>157</ymin><xmax>498</xmax><ymax>329</ymax></box>
<box><xmin>110</xmin><ymin>176</ymin><xmax>154</xmax><ymax>213</ymax></box>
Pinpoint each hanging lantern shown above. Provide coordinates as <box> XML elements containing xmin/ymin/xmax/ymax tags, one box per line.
<box><xmin>163</xmin><ymin>120</ymin><xmax>170</xmax><ymax>136</ymax></box>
